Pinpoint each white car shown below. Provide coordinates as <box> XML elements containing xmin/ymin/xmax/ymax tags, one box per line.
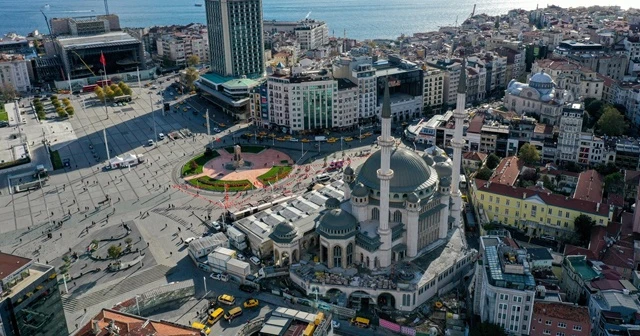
<box><xmin>540</xmin><ymin>235</ymin><xmax>556</xmax><ymax>241</ymax></box>
<box><xmin>250</xmin><ymin>256</ymin><xmax>260</xmax><ymax>265</ymax></box>
<box><xmin>331</xmin><ymin>320</ymin><xmax>340</xmax><ymax>329</ymax></box>
<box><xmin>183</xmin><ymin>237</ymin><xmax>196</xmax><ymax>246</ymax></box>
<box><xmin>212</xmin><ymin>221</ymin><xmax>222</xmax><ymax>231</ymax></box>
<box><xmin>213</xmin><ymin>128</ymin><xmax>221</xmax><ymax>133</ymax></box>
<box><xmin>209</xmin><ymin>273</ymin><xmax>221</xmax><ymax>280</ymax></box>
<box><xmin>158</xmin><ymin>133</ymin><xmax>165</xmax><ymax>140</ymax></box>
<box><xmin>289</xmin><ymin>138</ymin><xmax>299</xmax><ymax>142</ymax></box>
<box><xmin>237</xmin><ymin>253</ymin><xmax>246</xmax><ymax>261</ymax></box>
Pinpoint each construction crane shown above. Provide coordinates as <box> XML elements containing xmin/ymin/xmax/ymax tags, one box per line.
<box><xmin>70</xmin><ymin>50</ymin><xmax>97</xmax><ymax>76</ymax></box>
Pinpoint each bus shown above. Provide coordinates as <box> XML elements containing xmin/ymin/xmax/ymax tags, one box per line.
<box><xmin>96</xmin><ymin>79</ymin><xmax>112</xmax><ymax>87</ymax></box>
<box><xmin>114</xmin><ymin>95</ymin><xmax>132</xmax><ymax>103</ymax></box>
<box><xmin>82</xmin><ymin>84</ymin><xmax>98</xmax><ymax>92</ymax></box>
<box><xmin>303</xmin><ymin>323</ymin><xmax>316</xmax><ymax>336</ymax></box>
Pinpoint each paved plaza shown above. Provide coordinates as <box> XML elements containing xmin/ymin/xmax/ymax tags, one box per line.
<box><xmin>0</xmin><ymin>81</ymin><xmax>383</xmax><ymax>333</ymax></box>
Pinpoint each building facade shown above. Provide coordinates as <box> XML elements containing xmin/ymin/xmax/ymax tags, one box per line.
<box><xmin>0</xmin><ymin>253</ymin><xmax>69</xmax><ymax>336</ymax></box>
<box><xmin>422</xmin><ymin>66</ymin><xmax>444</xmax><ymax>113</ymax></box>
<box><xmin>0</xmin><ymin>54</ymin><xmax>31</xmax><ymax>92</ymax></box>
<box><xmin>530</xmin><ymin>302</ymin><xmax>591</xmax><ymax>336</ymax></box>
<box><xmin>504</xmin><ymin>71</ymin><xmax>569</xmax><ymax>125</ymax></box>
<box><xmin>294</xmin><ymin>19</ymin><xmax>328</xmax><ymax>51</ymax></box>
<box><xmin>557</xmin><ymin>104</ymin><xmax>584</xmax><ymax>164</ymax></box>
<box><xmin>206</xmin><ymin>0</ymin><xmax>265</xmax><ymax>78</ymax></box>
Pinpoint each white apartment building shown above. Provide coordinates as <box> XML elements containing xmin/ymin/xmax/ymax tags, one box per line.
<box><xmin>624</xmin><ymin>36</ymin><xmax>640</xmax><ymax>62</ymax></box>
<box><xmin>294</xmin><ymin>19</ymin><xmax>328</xmax><ymax>51</ymax></box>
<box><xmin>613</xmin><ymin>82</ymin><xmax>640</xmax><ymax>128</ymax></box>
<box><xmin>422</xmin><ymin>66</ymin><xmax>444</xmax><ymax>112</ymax></box>
<box><xmin>332</xmin><ymin>56</ymin><xmax>377</xmax><ymax>122</ymax></box>
<box><xmin>557</xmin><ymin>105</ymin><xmax>583</xmax><ymax>164</ymax></box>
<box><xmin>427</xmin><ymin>59</ymin><xmax>462</xmax><ymax>107</ymax></box>
<box><xmin>474</xmin><ymin>236</ymin><xmax>536</xmax><ymax>335</ymax></box>
<box><xmin>0</xmin><ymin>54</ymin><xmax>31</xmax><ymax>92</ymax></box>
<box><xmin>157</xmin><ymin>34</ymin><xmax>209</xmax><ymax>67</ymax></box>
<box><xmin>267</xmin><ymin>66</ymin><xmax>358</xmax><ymax>132</ymax></box>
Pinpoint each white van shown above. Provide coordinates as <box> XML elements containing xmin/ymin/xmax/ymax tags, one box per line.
<box><xmin>147</xmin><ymin>139</ymin><xmax>155</xmax><ymax>147</ymax></box>
<box><xmin>158</xmin><ymin>133</ymin><xmax>165</xmax><ymax>140</ymax></box>
<box><xmin>183</xmin><ymin>237</ymin><xmax>196</xmax><ymax>246</ymax></box>
<box><xmin>314</xmin><ymin>174</ymin><xmax>331</xmax><ymax>183</ymax></box>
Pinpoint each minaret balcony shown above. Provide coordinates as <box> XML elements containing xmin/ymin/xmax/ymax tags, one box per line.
<box><xmin>376</xmin><ymin>169</ymin><xmax>394</xmax><ymax>180</ymax></box>
<box><xmin>376</xmin><ymin>137</ymin><xmax>395</xmax><ymax>147</ymax></box>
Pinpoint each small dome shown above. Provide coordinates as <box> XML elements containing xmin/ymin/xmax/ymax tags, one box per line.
<box><xmin>269</xmin><ymin>222</ymin><xmax>297</xmax><ymax>244</ymax></box>
<box><xmin>276</xmin><ymin>62</ymin><xmax>285</xmax><ymax>69</ymax></box>
<box><xmin>433</xmin><ymin>155</ymin><xmax>449</xmax><ymax>163</ymax></box>
<box><xmin>317</xmin><ymin>209</ymin><xmax>358</xmax><ymax>240</ymax></box>
<box><xmin>325</xmin><ymin>197</ymin><xmax>340</xmax><ymax>209</ymax></box>
<box><xmin>344</xmin><ymin>165</ymin><xmax>354</xmax><ymax>176</ymax></box>
<box><xmin>352</xmin><ymin>183</ymin><xmax>368</xmax><ymax>197</ymax></box>
<box><xmin>440</xmin><ymin>176</ymin><xmax>451</xmax><ymax>187</ymax></box>
<box><xmin>407</xmin><ymin>192</ymin><xmax>419</xmax><ymax>203</ymax></box>
<box><xmin>434</xmin><ymin>161</ymin><xmax>453</xmax><ymax>177</ymax></box>
<box><xmin>530</xmin><ymin>71</ymin><xmax>553</xmax><ymax>84</ymax></box>
<box><xmin>423</xmin><ymin>154</ymin><xmax>435</xmax><ymax>166</ymax></box>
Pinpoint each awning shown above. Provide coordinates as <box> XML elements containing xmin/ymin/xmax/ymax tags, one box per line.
<box><xmin>392</xmin><ymin>243</ymin><xmax>407</xmax><ymax>253</ymax></box>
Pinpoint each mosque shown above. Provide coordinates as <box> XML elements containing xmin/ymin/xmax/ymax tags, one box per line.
<box><xmin>273</xmin><ymin>65</ymin><xmax>478</xmax><ymax>312</ymax></box>
<box><xmin>504</xmin><ymin>71</ymin><xmax>571</xmax><ymax>125</ymax></box>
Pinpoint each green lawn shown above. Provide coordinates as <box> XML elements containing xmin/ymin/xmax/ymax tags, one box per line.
<box><xmin>50</xmin><ymin>150</ymin><xmax>63</xmax><ymax>170</ymax></box>
<box><xmin>187</xmin><ymin>176</ymin><xmax>255</xmax><ymax>192</ymax></box>
<box><xmin>257</xmin><ymin>165</ymin><xmax>292</xmax><ymax>184</ymax></box>
<box><xmin>224</xmin><ymin>145</ymin><xmax>265</xmax><ymax>154</ymax></box>
<box><xmin>181</xmin><ymin>151</ymin><xmax>220</xmax><ymax>176</ymax></box>
<box><xmin>0</xmin><ymin>105</ymin><xmax>7</xmax><ymax>122</ymax></box>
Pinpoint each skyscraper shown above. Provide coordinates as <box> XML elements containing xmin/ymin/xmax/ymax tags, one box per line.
<box><xmin>205</xmin><ymin>0</ymin><xmax>265</xmax><ymax>78</ymax></box>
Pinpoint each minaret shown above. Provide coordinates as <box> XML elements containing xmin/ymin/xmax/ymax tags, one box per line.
<box><xmin>376</xmin><ymin>79</ymin><xmax>395</xmax><ymax>268</ymax></box>
<box><xmin>450</xmin><ymin>59</ymin><xmax>467</xmax><ymax>229</ymax></box>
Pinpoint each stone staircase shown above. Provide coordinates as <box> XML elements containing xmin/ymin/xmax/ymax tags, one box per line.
<box><xmin>62</xmin><ymin>264</ymin><xmax>172</xmax><ymax>313</ymax></box>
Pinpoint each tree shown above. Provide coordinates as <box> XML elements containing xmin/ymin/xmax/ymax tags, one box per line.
<box><xmin>0</xmin><ymin>83</ymin><xmax>18</xmax><ymax>101</ymax></box>
<box><xmin>65</xmin><ymin>106</ymin><xmax>75</xmax><ymax>116</ymax></box>
<box><xmin>486</xmin><ymin>153</ymin><xmax>501</xmax><ymax>170</ymax></box>
<box><xmin>121</xmin><ymin>86</ymin><xmax>132</xmax><ymax>96</ymax></box>
<box><xmin>574</xmin><ymin>214</ymin><xmax>595</xmax><ymax>245</ymax></box>
<box><xmin>56</xmin><ymin>106</ymin><xmax>66</xmax><ymax>117</ymax></box>
<box><xmin>564</xmin><ymin>161</ymin><xmax>581</xmax><ymax>173</ymax></box>
<box><xmin>187</xmin><ymin>55</ymin><xmax>200</xmax><ymax>67</ymax></box>
<box><xmin>518</xmin><ymin>143</ymin><xmax>540</xmax><ymax>165</ymax></box>
<box><xmin>105</xmin><ymin>88</ymin><xmax>116</xmax><ymax>101</ymax></box>
<box><xmin>542</xmin><ymin>175</ymin><xmax>554</xmax><ymax>190</ymax></box>
<box><xmin>476</xmin><ymin>167</ymin><xmax>493</xmax><ymax>180</ymax></box>
<box><xmin>107</xmin><ymin>245</ymin><xmax>122</xmax><ymax>259</ymax></box>
<box><xmin>585</xmin><ymin>99</ymin><xmax>604</xmax><ymax>115</ymax></box>
<box><xmin>124</xmin><ymin>237</ymin><xmax>133</xmax><ymax>245</ymax></box>
<box><xmin>604</xmin><ymin>172</ymin><xmax>624</xmax><ymax>194</ymax></box>
<box><xmin>62</xmin><ymin>98</ymin><xmax>71</xmax><ymax>106</ymax></box>
<box><xmin>597</xmin><ymin>105</ymin><xmax>627</xmax><ymax>136</ymax></box>
<box><xmin>470</xmin><ymin>322</ymin><xmax>508</xmax><ymax>336</ymax></box>
<box><xmin>184</xmin><ymin>67</ymin><xmax>199</xmax><ymax>91</ymax></box>
<box><xmin>113</xmin><ymin>87</ymin><xmax>124</xmax><ymax>97</ymax></box>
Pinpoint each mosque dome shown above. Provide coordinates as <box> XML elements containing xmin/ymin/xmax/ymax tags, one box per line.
<box><xmin>344</xmin><ymin>165</ymin><xmax>354</xmax><ymax>176</ymax></box>
<box><xmin>356</xmin><ymin>147</ymin><xmax>434</xmax><ymax>193</ymax></box>
<box><xmin>325</xmin><ymin>197</ymin><xmax>340</xmax><ymax>209</ymax></box>
<box><xmin>269</xmin><ymin>222</ymin><xmax>297</xmax><ymax>244</ymax></box>
<box><xmin>352</xmin><ymin>183</ymin><xmax>369</xmax><ymax>197</ymax></box>
<box><xmin>316</xmin><ymin>209</ymin><xmax>358</xmax><ymax>240</ymax></box>
<box><xmin>434</xmin><ymin>161</ymin><xmax>453</xmax><ymax>177</ymax></box>
<box><xmin>407</xmin><ymin>192</ymin><xmax>420</xmax><ymax>203</ymax></box>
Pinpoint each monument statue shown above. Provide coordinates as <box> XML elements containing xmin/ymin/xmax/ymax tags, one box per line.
<box><xmin>232</xmin><ymin>145</ymin><xmax>244</xmax><ymax>168</ymax></box>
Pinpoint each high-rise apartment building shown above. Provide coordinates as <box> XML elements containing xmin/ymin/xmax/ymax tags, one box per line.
<box><xmin>294</xmin><ymin>19</ymin><xmax>328</xmax><ymax>51</ymax></box>
<box><xmin>332</xmin><ymin>56</ymin><xmax>377</xmax><ymax>122</ymax></box>
<box><xmin>0</xmin><ymin>253</ymin><xmax>69</xmax><ymax>336</ymax></box>
<box><xmin>556</xmin><ymin>104</ymin><xmax>583</xmax><ymax>164</ymax></box>
<box><xmin>206</xmin><ymin>0</ymin><xmax>264</xmax><ymax>78</ymax></box>
<box><xmin>0</xmin><ymin>54</ymin><xmax>31</xmax><ymax>92</ymax></box>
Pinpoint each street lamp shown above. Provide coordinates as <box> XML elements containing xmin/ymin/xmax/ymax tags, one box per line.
<box><xmin>148</xmin><ymin>93</ymin><xmax>157</xmax><ymax>144</ymax></box>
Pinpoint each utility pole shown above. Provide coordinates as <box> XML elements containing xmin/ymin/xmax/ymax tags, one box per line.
<box><xmin>206</xmin><ymin>109</ymin><xmax>210</xmax><ymax>136</ymax></box>
<box><xmin>104</xmin><ymin>129</ymin><xmax>110</xmax><ymax>162</ymax></box>
<box><xmin>149</xmin><ymin>94</ymin><xmax>157</xmax><ymax>143</ymax></box>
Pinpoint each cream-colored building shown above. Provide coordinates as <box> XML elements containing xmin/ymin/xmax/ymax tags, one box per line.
<box><xmin>422</xmin><ymin>66</ymin><xmax>444</xmax><ymax>112</ymax></box>
<box><xmin>0</xmin><ymin>54</ymin><xmax>31</xmax><ymax>92</ymax></box>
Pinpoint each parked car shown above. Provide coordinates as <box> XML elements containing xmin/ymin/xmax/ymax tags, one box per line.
<box><xmin>243</xmin><ymin>298</ymin><xmax>259</xmax><ymax>308</ymax></box>
<box><xmin>213</xmin><ymin>128</ymin><xmax>221</xmax><ymax>133</ymax></box>
<box><xmin>158</xmin><ymin>133</ymin><xmax>165</xmax><ymax>140</ymax></box>
<box><xmin>540</xmin><ymin>235</ymin><xmax>555</xmax><ymax>241</ymax></box>
<box><xmin>237</xmin><ymin>253</ymin><xmax>246</xmax><ymax>261</ymax></box>
<box><xmin>331</xmin><ymin>320</ymin><xmax>341</xmax><ymax>329</ymax></box>
<box><xmin>211</xmin><ymin>221</ymin><xmax>222</xmax><ymax>231</ymax></box>
<box><xmin>239</xmin><ymin>285</ymin><xmax>255</xmax><ymax>293</ymax></box>
<box><xmin>250</xmin><ymin>256</ymin><xmax>261</xmax><ymax>265</ymax></box>
<box><xmin>209</xmin><ymin>273</ymin><xmax>222</xmax><ymax>281</ymax></box>
<box><xmin>183</xmin><ymin>237</ymin><xmax>196</xmax><ymax>246</ymax></box>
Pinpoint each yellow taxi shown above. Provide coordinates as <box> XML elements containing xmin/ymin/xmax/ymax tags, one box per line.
<box><xmin>276</xmin><ymin>137</ymin><xmax>286</xmax><ymax>142</ymax></box>
<box><xmin>217</xmin><ymin>294</ymin><xmax>235</xmax><ymax>305</ymax></box>
<box><xmin>243</xmin><ymin>298</ymin><xmax>259</xmax><ymax>308</ymax></box>
<box><xmin>301</xmin><ymin>138</ymin><xmax>310</xmax><ymax>143</ymax></box>
<box><xmin>344</xmin><ymin>137</ymin><xmax>353</xmax><ymax>142</ymax></box>
<box><xmin>219</xmin><ymin>123</ymin><xmax>226</xmax><ymax>127</ymax></box>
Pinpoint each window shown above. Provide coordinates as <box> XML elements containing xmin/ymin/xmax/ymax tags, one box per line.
<box><xmin>543</xmin><ymin>330</ymin><xmax>551</xmax><ymax>335</ymax></box>
<box><xmin>481</xmin><ymin>194</ymin><xmax>485</xmax><ymax>200</ymax></box>
<box><xmin>490</xmin><ymin>196</ymin><xmax>493</xmax><ymax>202</ymax></box>
<box><xmin>496</xmin><ymin>197</ymin><xmax>500</xmax><ymax>204</ymax></box>
<box><xmin>558</xmin><ymin>322</ymin><xmax>566</xmax><ymax>328</ymax></box>
<box><xmin>573</xmin><ymin>326</ymin><xmax>582</xmax><ymax>331</ymax></box>
<box><xmin>545</xmin><ymin>320</ymin><xmax>552</xmax><ymax>326</ymax></box>
<box><xmin>556</xmin><ymin>333</ymin><xmax>565</xmax><ymax>336</ymax></box>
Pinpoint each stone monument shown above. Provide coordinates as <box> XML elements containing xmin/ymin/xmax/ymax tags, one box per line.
<box><xmin>232</xmin><ymin>145</ymin><xmax>244</xmax><ymax>168</ymax></box>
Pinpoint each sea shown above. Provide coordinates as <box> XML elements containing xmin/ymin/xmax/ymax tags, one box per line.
<box><xmin>1</xmin><ymin>0</ymin><xmax>637</xmax><ymax>41</ymax></box>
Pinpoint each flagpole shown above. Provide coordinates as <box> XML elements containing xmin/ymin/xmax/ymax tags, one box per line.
<box><xmin>101</xmin><ymin>52</ymin><xmax>109</xmax><ymax>119</ymax></box>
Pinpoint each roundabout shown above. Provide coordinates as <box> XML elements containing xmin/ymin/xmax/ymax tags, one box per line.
<box><xmin>182</xmin><ymin>145</ymin><xmax>294</xmax><ymax>192</ymax></box>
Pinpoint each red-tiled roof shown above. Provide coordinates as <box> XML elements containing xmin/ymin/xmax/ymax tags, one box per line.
<box><xmin>467</xmin><ymin>114</ymin><xmax>485</xmax><ymax>133</ymax></box>
<box><xmin>590</xmin><ymin>279</ymin><xmax>624</xmax><ymax>291</ymax></box>
<box><xmin>463</xmin><ymin>151</ymin><xmax>487</xmax><ymax>161</ymax></box>
<box><xmin>588</xmin><ymin>226</ymin><xmax>608</xmax><ymax>256</ymax></box>
<box><xmin>573</xmin><ymin>170</ymin><xmax>603</xmax><ymax>203</ymax></box>
<box><xmin>76</xmin><ymin>309</ymin><xmax>201</xmax><ymax>336</ymax></box>
<box><xmin>489</xmin><ymin>156</ymin><xmax>522</xmax><ymax>186</ymax></box>
<box><xmin>624</xmin><ymin>169</ymin><xmax>640</xmax><ymax>183</ymax></box>
<box><xmin>564</xmin><ymin>244</ymin><xmax>597</xmax><ymax>259</ymax></box>
<box><xmin>0</xmin><ymin>252</ymin><xmax>32</xmax><ymax>281</ymax></box>
<box><xmin>533</xmin><ymin>302</ymin><xmax>590</xmax><ymax>324</ymax></box>
<box><xmin>474</xmin><ymin>178</ymin><xmax>609</xmax><ymax>216</ymax></box>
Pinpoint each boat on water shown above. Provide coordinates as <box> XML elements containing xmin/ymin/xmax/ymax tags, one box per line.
<box><xmin>194</xmin><ymin>0</ymin><xmax>203</xmax><ymax>6</ymax></box>
<box><xmin>44</xmin><ymin>4</ymin><xmax>50</xmax><ymax>8</ymax></box>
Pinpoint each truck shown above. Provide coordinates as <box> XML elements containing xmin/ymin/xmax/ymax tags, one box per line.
<box><xmin>226</xmin><ymin>258</ymin><xmax>251</xmax><ymax>278</ymax></box>
<box><xmin>107</xmin><ymin>153</ymin><xmax>145</xmax><ymax>169</ymax></box>
<box><xmin>226</xmin><ymin>226</ymin><xmax>247</xmax><ymax>250</ymax></box>
<box><xmin>314</xmin><ymin>136</ymin><xmax>327</xmax><ymax>142</ymax></box>
<box><xmin>33</xmin><ymin>165</ymin><xmax>48</xmax><ymax>179</ymax></box>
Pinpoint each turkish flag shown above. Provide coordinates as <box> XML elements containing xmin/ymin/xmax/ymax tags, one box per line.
<box><xmin>99</xmin><ymin>52</ymin><xmax>106</xmax><ymax>66</ymax></box>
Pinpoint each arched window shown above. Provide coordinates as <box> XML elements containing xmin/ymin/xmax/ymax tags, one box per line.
<box><xmin>393</xmin><ymin>210</ymin><xmax>402</xmax><ymax>222</ymax></box>
<box><xmin>372</xmin><ymin>207</ymin><xmax>379</xmax><ymax>220</ymax></box>
<box><xmin>346</xmin><ymin>243</ymin><xmax>353</xmax><ymax>266</ymax></box>
<box><xmin>333</xmin><ymin>245</ymin><xmax>342</xmax><ymax>268</ymax></box>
